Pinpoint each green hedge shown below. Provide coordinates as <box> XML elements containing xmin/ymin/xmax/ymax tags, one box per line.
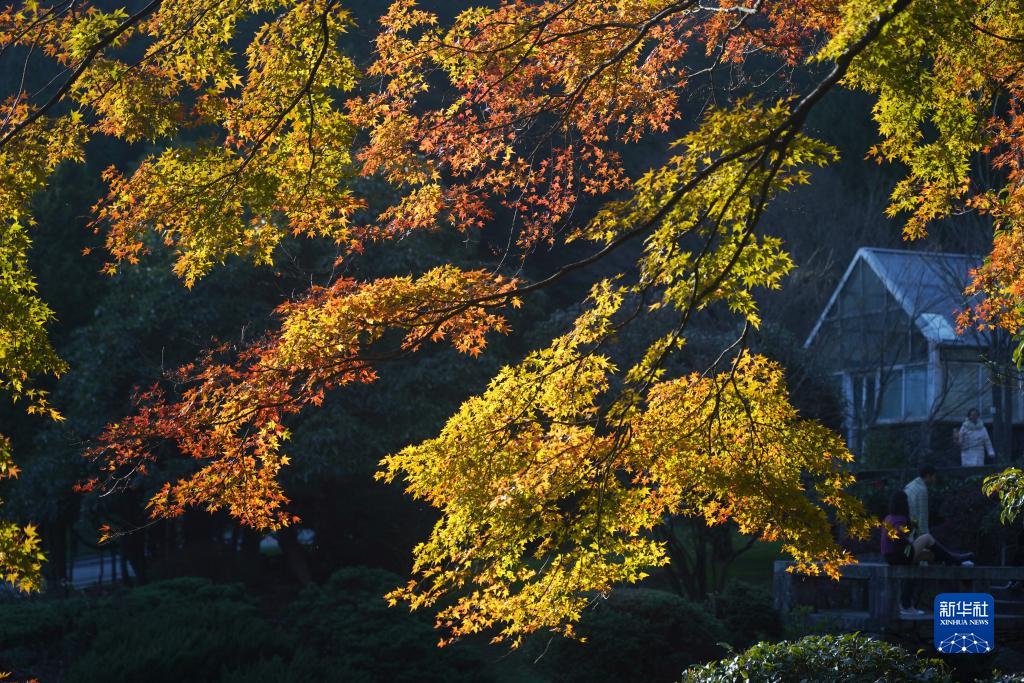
<box><xmin>9</xmin><ymin>580</ymin><xmax>1003</xmax><ymax>683</ymax></box>
<box><xmin>257</xmin><ymin>567</ymin><xmax>486</xmax><ymax>683</ymax></box>
<box><xmin>683</xmin><ymin>633</ymin><xmax>951</xmax><ymax>682</ymax></box>
<box><xmin>546</xmin><ymin>588</ymin><xmax>728</xmax><ymax>683</ymax></box>
<box><xmin>0</xmin><ymin>569</ymin><xmax>488</xmax><ymax>682</ymax></box>
<box><xmin>710</xmin><ymin>581</ymin><xmax>782</xmax><ymax>648</ymax></box>
<box><xmin>65</xmin><ymin>578</ymin><xmax>284</xmax><ymax>682</ymax></box>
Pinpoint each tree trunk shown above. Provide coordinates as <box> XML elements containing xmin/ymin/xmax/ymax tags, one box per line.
<box><xmin>276</xmin><ymin>526</ymin><xmax>311</xmax><ymax>584</ymax></box>
<box><xmin>119</xmin><ymin>488</ymin><xmax>148</xmax><ymax>584</ymax></box>
<box><xmin>241</xmin><ymin>527</ymin><xmax>261</xmax><ymax>561</ymax></box>
<box><xmin>990</xmin><ymin>338</ymin><xmax>1016</xmax><ymax>464</ymax></box>
<box><xmin>43</xmin><ymin>520</ymin><xmax>69</xmax><ymax>590</ymax></box>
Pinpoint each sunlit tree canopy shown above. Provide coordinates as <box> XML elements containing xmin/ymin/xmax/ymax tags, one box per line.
<box><xmin>2</xmin><ymin>0</ymin><xmax>1024</xmax><ymax>642</ymax></box>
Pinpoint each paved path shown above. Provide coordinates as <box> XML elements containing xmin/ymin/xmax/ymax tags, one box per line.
<box><xmin>67</xmin><ymin>554</ymin><xmax>135</xmax><ymax>589</ymax></box>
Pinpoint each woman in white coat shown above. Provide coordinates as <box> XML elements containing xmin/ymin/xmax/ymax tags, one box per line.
<box><xmin>956</xmin><ymin>408</ymin><xmax>995</xmax><ymax>466</ymax></box>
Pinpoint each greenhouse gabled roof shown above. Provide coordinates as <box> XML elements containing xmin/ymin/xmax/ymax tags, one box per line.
<box><xmin>804</xmin><ymin>247</ymin><xmax>981</xmax><ymax>349</ymax></box>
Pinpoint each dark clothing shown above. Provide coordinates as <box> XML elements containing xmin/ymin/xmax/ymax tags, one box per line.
<box><xmin>884</xmin><ymin>550</ymin><xmax>911</xmax><ymax>566</ymax></box>
<box><xmin>882</xmin><ymin>513</ymin><xmax>915</xmax><ymax>609</ymax></box>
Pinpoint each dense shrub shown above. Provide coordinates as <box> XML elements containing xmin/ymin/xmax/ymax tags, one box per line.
<box><xmin>547</xmin><ymin>588</ymin><xmax>727</xmax><ymax>683</ymax></box>
<box><xmin>271</xmin><ymin>567</ymin><xmax>487</xmax><ymax>682</ymax></box>
<box><xmin>682</xmin><ymin>633</ymin><xmax>951</xmax><ymax>682</ymax></box>
<box><xmin>710</xmin><ymin>581</ymin><xmax>782</xmax><ymax>648</ymax></box>
<box><xmin>0</xmin><ymin>579</ymin><xmax>281</xmax><ymax>682</ymax></box>
<box><xmin>66</xmin><ymin>578</ymin><xmax>284</xmax><ymax>683</ymax></box>
<box><xmin>0</xmin><ymin>594</ymin><xmax>86</xmax><ymax>647</ymax></box>
<box><xmin>0</xmin><ymin>569</ymin><xmax>490</xmax><ymax>683</ymax></box>
<box><xmin>0</xmin><ymin>594</ymin><xmax>87</xmax><ymax>678</ymax></box>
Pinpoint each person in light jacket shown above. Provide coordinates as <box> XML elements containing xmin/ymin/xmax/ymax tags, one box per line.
<box><xmin>956</xmin><ymin>408</ymin><xmax>995</xmax><ymax>467</ymax></box>
<box><xmin>904</xmin><ymin>465</ymin><xmax>935</xmax><ymax>535</ymax></box>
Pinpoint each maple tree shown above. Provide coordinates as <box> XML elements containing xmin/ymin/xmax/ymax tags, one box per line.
<box><xmin>2</xmin><ymin>0</ymin><xmax>1024</xmax><ymax>644</ymax></box>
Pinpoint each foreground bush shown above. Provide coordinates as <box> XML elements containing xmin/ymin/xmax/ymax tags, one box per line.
<box><xmin>683</xmin><ymin>633</ymin><xmax>951</xmax><ymax>682</ymax></box>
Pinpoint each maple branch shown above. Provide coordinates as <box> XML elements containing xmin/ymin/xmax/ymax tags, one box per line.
<box><xmin>443</xmin><ymin>0</ymin><xmax>913</xmax><ymax>313</ymax></box>
<box><xmin>73</xmin><ymin>0</ymin><xmax>235</xmax><ymax>113</ymax></box>
<box><xmin>219</xmin><ymin>0</ymin><xmax>338</xmax><ymax>187</ymax></box>
<box><xmin>971</xmin><ymin>21</ymin><xmax>1024</xmax><ymax>44</ymax></box>
<box><xmin>368</xmin><ymin>5</ymin><xmax>914</xmax><ymax>577</ymax></box>
<box><xmin>0</xmin><ymin>0</ymin><xmax>73</xmax><ymax>63</ymax></box>
<box><xmin>697</xmin><ymin>2</ymin><xmax>757</xmax><ymax>14</ymax></box>
<box><xmin>0</xmin><ymin>0</ymin><xmax>163</xmax><ymax>151</ymax></box>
